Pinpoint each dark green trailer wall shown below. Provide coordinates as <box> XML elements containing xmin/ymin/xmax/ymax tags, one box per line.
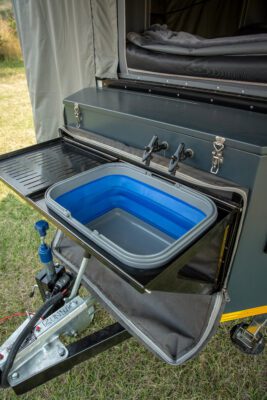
<box><xmin>64</xmin><ymin>87</ymin><xmax>267</xmax><ymax>313</ymax></box>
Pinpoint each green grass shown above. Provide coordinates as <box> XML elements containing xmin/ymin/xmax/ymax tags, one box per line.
<box><xmin>0</xmin><ymin>59</ymin><xmax>24</xmax><ymax>79</ymax></box>
<box><xmin>0</xmin><ymin>61</ymin><xmax>266</xmax><ymax>400</ymax></box>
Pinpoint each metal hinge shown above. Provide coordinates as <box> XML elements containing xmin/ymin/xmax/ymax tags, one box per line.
<box><xmin>222</xmin><ymin>288</ymin><xmax>231</xmax><ymax>302</ymax></box>
<box><xmin>210</xmin><ymin>136</ymin><xmax>225</xmax><ymax>175</ymax></box>
<box><xmin>74</xmin><ymin>103</ymin><xmax>82</xmax><ymax>128</ymax></box>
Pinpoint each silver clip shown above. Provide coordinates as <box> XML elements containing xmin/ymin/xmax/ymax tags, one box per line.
<box><xmin>210</xmin><ymin>136</ymin><xmax>225</xmax><ymax>175</ymax></box>
<box><xmin>74</xmin><ymin>103</ymin><xmax>82</xmax><ymax>128</ymax></box>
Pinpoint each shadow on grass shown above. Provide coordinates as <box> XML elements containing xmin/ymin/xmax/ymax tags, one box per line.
<box><xmin>0</xmin><ymin>194</ymin><xmax>266</xmax><ymax>400</ymax></box>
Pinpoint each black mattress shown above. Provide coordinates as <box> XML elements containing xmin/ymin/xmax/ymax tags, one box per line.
<box><xmin>126</xmin><ymin>43</ymin><xmax>267</xmax><ymax>83</ymax></box>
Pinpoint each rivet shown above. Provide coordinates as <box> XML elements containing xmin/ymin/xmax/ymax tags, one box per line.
<box><xmin>58</xmin><ymin>347</ymin><xmax>66</xmax><ymax>357</ymax></box>
<box><xmin>11</xmin><ymin>372</ymin><xmax>19</xmax><ymax>380</ymax></box>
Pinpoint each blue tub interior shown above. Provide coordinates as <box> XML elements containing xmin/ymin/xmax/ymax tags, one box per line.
<box><xmin>55</xmin><ymin>175</ymin><xmax>206</xmax><ymax>240</ymax></box>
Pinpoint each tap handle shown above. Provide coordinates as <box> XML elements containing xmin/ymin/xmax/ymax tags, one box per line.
<box><xmin>147</xmin><ymin>135</ymin><xmax>158</xmax><ymax>150</ymax></box>
<box><xmin>168</xmin><ymin>143</ymin><xmax>193</xmax><ymax>175</ymax></box>
<box><xmin>142</xmin><ymin>135</ymin><xmax>158</xmax><ymax>163</ymax></box>
<box><xmin>35</xmin><ymin>220</ymin><xmax>49</xmax><ymax>238</ymax></box>
<box><xmin>168</xmin><ymin>149</ymin><xmax>180</xmax><ymax>174</ymax></box>
<box><xmin>177</xmin><ymin>143</ymin><xmax>185</xmax><ymax>160</ymax></box>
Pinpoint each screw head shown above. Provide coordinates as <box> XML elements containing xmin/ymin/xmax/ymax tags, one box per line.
<box><xmin>71</xmin><ymin>300</ymin><xmax>78</xmax><ymax>308</ymax></box>
<box><xmin>11</xmin><ymin>372</ymin><xmax>19</xmax><ymax>380</ymax></box>
<box><xmin>58</xmin><ymin>347</ymin><xmax>66</xmax><ymax>357</ymax></box>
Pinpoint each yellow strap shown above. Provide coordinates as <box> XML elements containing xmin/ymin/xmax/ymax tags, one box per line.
<box><xmin>221</xmin><ymin>305</ymin><xmax>267</xmax><ymax>322</ymax></box>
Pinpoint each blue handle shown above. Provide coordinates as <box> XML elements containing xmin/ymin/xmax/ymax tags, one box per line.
<box><xmin>38</xmin><ymin>242</ymin><xmax>53</xmax><ymax>263</ymax></box>
<box><xmin>35</xmin><ymin>220</ymin><xmax>49</xmax><ymax>237</ymax></box>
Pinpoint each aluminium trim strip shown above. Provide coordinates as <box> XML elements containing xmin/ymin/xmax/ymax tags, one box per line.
<box><xmin>127</xmin><ymin>68</ymin><xmax>267</xmax><ymax>88</ymax></box>
<box><xmin>119</xmin><ymin>70</ymin><xmax>267</xmax><ymax>99</ymax></box>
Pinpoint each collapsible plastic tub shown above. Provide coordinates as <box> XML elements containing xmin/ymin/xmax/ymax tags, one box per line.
<box><xmin>45</xmin><ymin>163</ymin><xmax>217</xmax><ymax>269</ymax></box>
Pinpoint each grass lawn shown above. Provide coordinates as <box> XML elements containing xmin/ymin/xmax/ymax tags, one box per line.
<box><xmin>0</xmin><ymin>61</ymin><xmax>266</xmax><ymax>400</ymax></box>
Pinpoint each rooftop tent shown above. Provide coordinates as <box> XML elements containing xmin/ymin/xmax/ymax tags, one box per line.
<box><xmin>12</xmin><ymin>0</ymin><xmax>118</xmax><ymax>142</ymax></box>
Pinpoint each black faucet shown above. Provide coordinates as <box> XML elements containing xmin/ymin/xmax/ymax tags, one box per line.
<box><xmin>142</xmin><ymin>135</ymin><xmax>169</xmax><ymax>167</ymax></box>
<box><xmin>168</xmin><ymin>143</ymin><xmax>194</xmax><ymax>175</ymax></box>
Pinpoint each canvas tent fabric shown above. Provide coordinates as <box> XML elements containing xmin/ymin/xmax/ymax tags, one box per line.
<box><xmin>12</xmin><ymin>0</ymin><xmax>118</xmax><ymax>143</ymax></box>
<box><xmin>150</xmin><ymin>0</ymin><xmax>267</xmax><ymax>38</ymax></box>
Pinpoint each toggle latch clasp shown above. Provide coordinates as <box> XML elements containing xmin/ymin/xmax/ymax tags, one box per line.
<box><xmin>210</xmin><ymin>136</ymin><xmax>225</xmax><ymax>175</ymax></box>
<box><xmin>74</xmin><ymin>103</ymin><xmax>82</xmax><ymax>128</ymax></box>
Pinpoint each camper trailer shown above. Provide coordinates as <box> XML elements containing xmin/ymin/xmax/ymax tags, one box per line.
<box><xmin>0</xmin><ymin>0</ymin><xmax>266</xmax><ymax>394</ymax></box>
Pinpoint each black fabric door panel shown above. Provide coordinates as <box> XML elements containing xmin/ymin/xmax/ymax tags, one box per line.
<box><xmin>52</xmin><ymin>232</ymin><xmax>225</xmax><ymax>364</ymax></box>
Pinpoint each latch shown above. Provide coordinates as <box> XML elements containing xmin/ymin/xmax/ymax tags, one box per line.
<box><xmin>210</xmin><ymin>136</ymin><xmax>225</xmax><ymax>175</ymax></box>
<box><xmin>74</xmin><ymin>102</ymin><xmax>82</xmax><ymax>128</ymax></box>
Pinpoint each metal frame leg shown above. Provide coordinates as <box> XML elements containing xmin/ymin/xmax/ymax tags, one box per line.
<box><xmin>245</xmin><ymin>314</ymin><xmax>267</xmax><ymax>336</ymax></box>
<box><xmin>68</xmin><ymin>254</ymin><xmax>91</xmax><ymax>300</ymax></box>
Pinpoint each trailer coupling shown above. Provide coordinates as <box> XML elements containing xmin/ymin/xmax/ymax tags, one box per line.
<box><xmin>0</xmin><ymin>221</ymin><xmax>130</xmax><ymax>395</ymax></box>
<box><xmin>0</xmin><ymin>294</ymin><xmax>128</xmax><ymax>394</ymax></box>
